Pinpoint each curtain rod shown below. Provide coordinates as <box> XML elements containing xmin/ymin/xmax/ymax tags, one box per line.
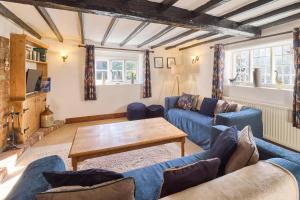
<box><xmin>209</xmin><ymin>31</ymin><xmax>293</xmax><ymax>49</ymax></box>
<box><xmin>78</xmin><ymin>45</ymin><xmax>154</xmax><ymax>53</ymax></box>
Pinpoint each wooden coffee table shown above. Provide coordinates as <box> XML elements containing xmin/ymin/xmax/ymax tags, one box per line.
<box><xmin>68</xmin><ymin>117</ymin><xmax>187</xmax><ymax>170</ymax></box>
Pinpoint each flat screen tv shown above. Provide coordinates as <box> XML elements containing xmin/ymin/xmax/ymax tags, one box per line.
<box><xmin>26</xmin><ymin>69</ymin><xmax>42</xmax><ymax>94</ymax></box>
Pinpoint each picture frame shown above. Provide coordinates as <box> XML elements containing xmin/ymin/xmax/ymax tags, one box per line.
<box><xmin>154</xmin><ymin>57</ymin><xmax>163</xmax><ymax>68</ymax></box>
<box><xmin>167</xmin><ymin>57</ymin><xmax>176</xmax><ymax>69</ymax></box>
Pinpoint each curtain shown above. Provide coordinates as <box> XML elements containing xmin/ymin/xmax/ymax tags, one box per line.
<box><xmin>293</xmin><ymin>28</ymin><xmax>300</xmax><ymax>128</ymax></box>
<box><xmin>211</xmin><ymin>44</ymin><xmax>225</xmax><ymax>100</ymax></box>
<box><xmin>84</xmin><ymin>45</ymin><xmax>97</xmax><ymax>101</ymax></box>
<box><xmin>143</xmin><ymin>50</ymin><xmax>152</xmax><ymax>98</ymax></box>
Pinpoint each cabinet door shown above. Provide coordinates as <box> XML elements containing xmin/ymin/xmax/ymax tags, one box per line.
<box><xmin>35</xmin><ymin>95</ymin><xmax>41</xmax><ymax>129</ymax></box>
<box><xmin>27</xmin><ymin>97</ymin><xmax>37</xmax><ymax>135</ymax></box>
<box><xmin>21</xmin><ymin>101</ymin><xmax>30</xmax><ymax>140</ymax></box>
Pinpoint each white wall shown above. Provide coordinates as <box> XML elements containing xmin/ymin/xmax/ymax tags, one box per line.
<box><xmin>45</xmin><ymin>39</ymin><xmax>182</xmax><ymax>120</ymax></box>
<box><xmin>180</xmin><ymin>20</ymin><xmax>300</xmax><ymax>109</ymax></box>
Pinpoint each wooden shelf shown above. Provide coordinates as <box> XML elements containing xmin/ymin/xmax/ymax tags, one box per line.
<box><xmin>26</xmin><ymin>59</ymin><xmax>47</xmax><ymax>64</ymax></box>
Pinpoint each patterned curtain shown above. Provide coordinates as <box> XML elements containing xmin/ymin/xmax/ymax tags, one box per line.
<box><xmin>84</xmin><ymin>45</ymin><xmax>97</xmax><ymax>100</ymax></box>
<box><xmin>293</xmin><ymin>28</ymin><xmax>300</xmax><ymax>128</ymax></box>
<box><xmin>143</xmin><ymin>50</ymin><xmax>152</xmax><ymax>98</ymax></box>
<box><xmin>211</xmin><ymin>44</ymin><xmax>225</xmax><ymax>100</ymax></box>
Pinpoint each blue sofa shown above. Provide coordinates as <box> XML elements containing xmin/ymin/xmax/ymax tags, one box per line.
<box><xmin>165</xmin><ymin>96</ymin><xmax>263</xmax><ymax>150</ymax></box>
<box><xmin>6</xmin><ymin>126</ymin><xmax>300</xmax><ymax>200</ymax></box>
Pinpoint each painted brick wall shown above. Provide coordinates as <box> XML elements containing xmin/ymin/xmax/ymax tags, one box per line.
<box><xmin>0</xmin><ymin>36</ymin><xmax>9</xmax><ymax>151</ymax></box>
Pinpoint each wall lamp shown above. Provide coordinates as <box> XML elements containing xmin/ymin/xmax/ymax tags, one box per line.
<box><xmin>60</xmin><ymin>51</ymin><xmax>68</xmax><ymax>62</ymax></box>
<box><xmin>191</xmin><ymin>56</ymin><xmax>199</xmax><ymax>64</ymax></box>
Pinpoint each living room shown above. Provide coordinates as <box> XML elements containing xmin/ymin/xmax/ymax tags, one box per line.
<box><xmin>0</xmin><ymin>0</ymin><xmax>300</xmax><ymax>200</ymax></box>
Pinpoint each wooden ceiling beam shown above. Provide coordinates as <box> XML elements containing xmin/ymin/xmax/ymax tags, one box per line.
<box><xmin>120</xmin><ymin>21</ymin><xmax>149</xmax><ymax>47</ymax></box>
<box><xmin>137</xmin><ymin>25</ymin><xmax>175</xmax><ymax>48</ymax></box>
<box><xmin>0</xmin><ymin>0</ymin><xmax>260</xmax><ymax>37</ymax></box>
<box><xmin>151</xmin><ymin>29</ymin><xmax>198</xmax><ymax>49</ymax></box>
<box><xmin>241</xmin><ymin>2</ymin><xmax>300</xmax><ymax>24</ymax></box>
<box><xmin>221</xmin><ymin>0</ymin><xmax>275</xmax><ymax>19</ymax></box>
<box><xmin>179</xmin><ymin>35</ymin><xmax>232</xmax><ymax>51</ymax></box>
<box><xmin>193</xmin><ymin>0</ymin><xmax>231</xmax><ymax>15</ymax></box>
<box><xmin>165</xmin><ymin>32</ymin><xmax>218</xmax><ymax>50</ymax></box>
<box><xmin>35</xmin><ymin>6</ymin><xmax>63</xmax><ymax>42</ymax></box>
<box><xmin>0</xmin><ymin>3</ymin><xmax>41</xmax><ymax>39</ymax></box>
<box><xmin>101</xmin><ymin>16</ymin><xmax>118</xmax><ymax>46</ymax></box>
<box><xmin>260</xmin><ymin>13</ymin><xmax>300</xmax><ymax>29</ymax></box>
<box><xmin>78</xmin><ymin>12</ymin><xmax>85</xmax><ymax>44</ymax></box>
<box><xmin>161</xmin><ymin>0</ymin><xmax>179</xmax><ymax>10</ymax></box>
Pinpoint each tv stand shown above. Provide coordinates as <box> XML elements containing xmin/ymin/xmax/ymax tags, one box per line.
<box><xmin>9</xmin><ymin>34</ymin><xmax>49</xmax><ymax>144</ymax></box>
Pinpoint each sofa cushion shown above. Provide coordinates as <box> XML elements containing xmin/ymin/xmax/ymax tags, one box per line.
<box><xmin>225</xmin><ymin>126</ymin><xmax>259</xmax><ymax>174</ymax></box>
<box><xmin>214</xmin><ymin>100</ymin><xmax>229</xmax><ymax>115</ymax></box>
<box><xmin>225</xmin><ymin>102</ymin><xmax>238</xmax><ymax>112</ymax></box>
<box><xmin>36</xmin><ymin>178</ymin><xmax>135</xmax><ymax>200</ymax></box>
<box><xmin>43</xmin><ymin>169</ymin><xmax>124</xmax><ymax>187</ymax></box>
<box><xmin>195</xmin><ymin>96</ymin><xmax>204</xmax><ymax>110</ymax></box>
<box><xmin>167</xmin><ymin>108</ymin><xmax>213</xmax><ymax>150</ymax></box>
<box><xmin>176</xmin><ymin>93</ymin><xmax>198</xmax><ymax>110</ymax></box>
<box><xmin>199</xmin><ymin>98</ymin><xmax>218</xmax><ymax>117</ymax></box>
<box><xmin>6</xmin><ymin>155</ymin><xmax>66</xmax><ymax>200</ymax></box>
<box><xmin>123</xmin><ymin>151</ymin><xmax>210</xmax><ymax>200</ymax></box>
<box><xmin>209</xmin><ymin>126</ymin><xmax>238</xmax><ymax>175</ymax></box>
<box><xmin>160</xmin><ymin>158</ymin><xmax>220</xmax><ymax>198</ymax></box>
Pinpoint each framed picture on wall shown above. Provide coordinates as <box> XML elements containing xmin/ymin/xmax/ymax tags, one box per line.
<box><xmin>167</xmin><ymin>57</ymin><xmax>176</xmax><ymax>69</ymax></box>
<box><xmin>154</xmin><ymin>57</ymin><xmax>163</xmax><ymax>68</ymax></box>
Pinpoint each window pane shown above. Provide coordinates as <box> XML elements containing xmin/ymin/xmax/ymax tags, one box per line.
<box><xmin>96</xmin><ymin>71</ymin><xmax>107</xmax><ymax>81</ymax></box>
<box><xmin>96</xmin><ymin>60</ymin><xmax>108</xmax><ymax>70</ymax></box>
<box><xmin>125</xmin><ymin>61</ymin><xmax>137</xmax><ymax>71</ymax></box>
<box><xmin>125</xmin><ymin>61</ymin><xmax>138</xmax><ymax>81</ymax></box>
<box><xmin>233</xmin><ymin>50</ymin><xmax>250</xmax><ymax>83</ymax></box>
<box><xmin>112</xmin><ymin>61</ymin><xmax>123</xmax><ymax>70</ymax></box>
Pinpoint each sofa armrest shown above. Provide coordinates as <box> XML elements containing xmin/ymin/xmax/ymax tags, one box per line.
<box><xmin>164</xmin><ymin>96</ymin><xmax>179</xmax><ymax>119</ymax></box>
<box><xmin>255</xmin><ymin>138</ymin><xmax>300</xmax><ymax>165</ymax></box>
<box><xmin>215</xmin><ymin>108</ymin><xmax>263</xmax><ymax>139</ymax></box>
<box><xmin>211</xmin><ymin>125</ymin><xmax>228</xmax><ymax>148</ymax></box>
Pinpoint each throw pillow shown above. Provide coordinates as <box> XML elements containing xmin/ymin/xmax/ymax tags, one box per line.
<box><xmin>209</xmin><ymin>126</ymin><xmax>238</xmax><ymax>175</ymax></box>
<box><xmin>214</xmin><ymin>100</ymin><xmax>229</xmax><ymax>115</ymax></box>
<box><xmin>195</xmin><ymin>96</ymin><xmax>204</xmax><ymax>110</ymax></box>
<box><xmin>36</xmin><ymin>178</ymin><xmax>135</xmax><ymax>200</ymax></box>
<box><xmin>225</xmin><ymin>126</ymin><xmax>259</xmax><ymax>174</ymax></box>
<box><xmin>159</xmin><ymin>158</ymin><xmax>221</xmax><ymax>198</ymax></box>
<box><xmin>43</xmin><ymin>169</ymin><xmax>124</xmax><ymax>188</ymax></box>
<box><xmin>225</xmin><ymin>102</ymin><xmax>238</xmax><ymax>112</ymax></box>
<box><xmin>199</xmin><ymin>98</ymin><xmax>218</xmax><ymax>117</ymax></box>
<box><xmin>176</xmin><ymin>93</ymin><xmax>198</xmax><ymax>110</ymax></box>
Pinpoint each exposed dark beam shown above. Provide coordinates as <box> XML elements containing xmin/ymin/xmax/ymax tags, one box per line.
<box><xmin>0</xmin><ymin>3</ymin><xmax>41</xmax><ymax>39</ymax></box>
<box><xmin>260</xmin><ymin>13</ymin><xmax>300</xmax><ymax>29</ymax></box>
<box><xmin>0</xmin><ymin>0</ymin><xmax>261</xmax><ymax>37</ymax></box>
<box><xmin>241</xmin><ymin>2</ymin><xmax>300</xmax><ymax>24</ymax></box>
<box><xmin>101</xmin><ymin>17</ymin><xmax>118</xmax><ymax>46</ymax></box>
<box><xmin>120</xmin><ymin>21</ymin><xmax>149</xmax><ymax>47</ymax></box>
<box><xmin>165</xmin><ymin>32</ymin><xmax>218</xmax><ymax>50</ymax></box>
<box><xmin>179</xmin><ymin>35</ymin><xmax>232</xmax><ymax>51</ymax></box>
<box><xmin>151</xmin><ymin>29</ymin><xmax>198</xmax><ymax>49</ymax></box>
<box><xmin>137</xmin><ymin>25</ymin><xmax>175</xmax><ymax>48</ymax></box>
<box><xmin>221</xmin><ymin>0</ymin><xmax>275</xmax><ymax>19</ymax></box>
<box><xmin>193</xmin><ymin>0</ymin><xmax>231</xmax><ymax>15</ymax></box>
<box><xmin>161</xmin><ymin>0</ymin><xmax>179</xmax><ymax>10</ymax></box>
<box><xmin>78</xmin><ymin>12</ymin><xmax>84</xmax><ymax>44</ymax></box>
<box><xmin>35</xmin><ymin>6</ymin><xmax>63</xmax><ymax>42</ymax></box>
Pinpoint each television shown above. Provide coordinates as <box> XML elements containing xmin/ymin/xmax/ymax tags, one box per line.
<box><xmin>26</xmin><ymin>69</ymin><xmax>42</xmax><ymax>94</ymax></box>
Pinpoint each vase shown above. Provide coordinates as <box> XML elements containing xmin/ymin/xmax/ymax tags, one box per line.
<box><xmin>253</xmin><ymin>68</ymin><xmax>261</xmax><ymax>87</ymax></box>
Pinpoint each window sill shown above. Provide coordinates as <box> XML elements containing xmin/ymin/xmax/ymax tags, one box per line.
<box><xmin>225</xmin><ymin>84</ymin><xmax>293</xmax><ymax>92</ymax></box>
<box><xmin>96</xmin><ymin>82</ymin><xmax>142</xmax><ymax>86</ymax></box>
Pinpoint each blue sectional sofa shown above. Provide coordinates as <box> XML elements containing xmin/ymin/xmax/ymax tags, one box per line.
<box><xmin>165</xmin><ymin>96</ymin><xmax>263</xmax><ymax>150</ymax></box>
<box><xmin>6</xmin><ymin>126</ymin><xmax>300</xmax><ymax>200</ymax></box>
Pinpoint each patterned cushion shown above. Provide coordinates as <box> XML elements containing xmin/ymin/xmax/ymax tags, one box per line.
<box><xmin>214</xmin><ymin>100</ymin><xmax>229</xmax><ymax>115</ymax></box>
<box><xmin>225</xmin><ymin>126</ymin><xmax>259</xmax><ymax>174</ymax></box>
<box><xmin>159</xmin><ymin>158</ymin><xmax>220</xmax><ymax>198</ymax></box>
<box><xmin>225</xmin><ymin>102</ymin><xmax>238</xmax><ymax>112</ymax></box>
<box><xmin>176</xmin><ymin>93</ymin><xmax>198</xmax><ymax>110</ymax></box>
<box><xmin>36</xmin><ymin>178</ymin><xmax>135</xmax><ymax>200</ymax></box>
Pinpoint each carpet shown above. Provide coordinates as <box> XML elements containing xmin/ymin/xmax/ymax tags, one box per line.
<box><xmin>20</xmin><ymin>143</ymin><xmax>183</xmax><ymax>173</ymax></box>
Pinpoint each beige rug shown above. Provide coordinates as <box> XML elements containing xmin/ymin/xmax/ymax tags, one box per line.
<box><xmin>21</xmin><ymin>143</ymin><xmax>182</xmax><ymax>172</ymax></box>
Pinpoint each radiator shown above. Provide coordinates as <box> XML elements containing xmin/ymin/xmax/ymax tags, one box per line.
<box><xmin>224</xmin><ymin>97</ymin><xmax>300</xmax><ymax>152</ymax></box>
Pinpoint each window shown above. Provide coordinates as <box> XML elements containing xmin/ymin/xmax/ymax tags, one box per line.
<box><xmin>230</xmin><ymin>43</ymin><xmax>294</xmax><ymax>87</ymax></box>
<box><xmin>95</xmin><ymin>57</ymin><xmax>139</xmax><ymax>84</ymax></box>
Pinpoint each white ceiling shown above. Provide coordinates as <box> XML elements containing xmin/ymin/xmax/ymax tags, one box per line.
<box><xmin>1</xmin><ymin>0</ymin><xmax>300</xmax><ymax>50</ymax></box>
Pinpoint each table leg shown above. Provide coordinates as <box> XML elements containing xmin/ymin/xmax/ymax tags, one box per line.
<box><xmin>72</xmin><ymin>158</ymin><xmax>78</xmax><ymax>171</ymax></box>
<box><xmin>181</xmin><ymin>138</ymin><xmax>185</xmax><ymax>157</ymax></box>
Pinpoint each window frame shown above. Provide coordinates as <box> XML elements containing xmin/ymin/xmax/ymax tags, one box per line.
<box><xmin>229</xmin><ymin>42</ymin><xmax>294</xmax><ymax>89</ymax></box>
<box><xmin>95</xmin><ymin>59</ymin><xmax>109</xmax><ymax>83</ymax></box>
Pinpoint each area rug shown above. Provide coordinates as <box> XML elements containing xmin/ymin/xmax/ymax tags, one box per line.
<box><xmin>19</xmin><ymin>142</ymin><xmax>183</xmax><ymax>173</ymax></box>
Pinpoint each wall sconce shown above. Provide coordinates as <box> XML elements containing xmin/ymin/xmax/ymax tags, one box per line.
<box><xmin>60</xmin><ymin>52</ymin><xmax>68</xmax><ymax>62</ymax></box>
<box><xmin>191</xmin><ymin>56</ymin><xmax>199</xmax><ymax>64</ymax></box>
